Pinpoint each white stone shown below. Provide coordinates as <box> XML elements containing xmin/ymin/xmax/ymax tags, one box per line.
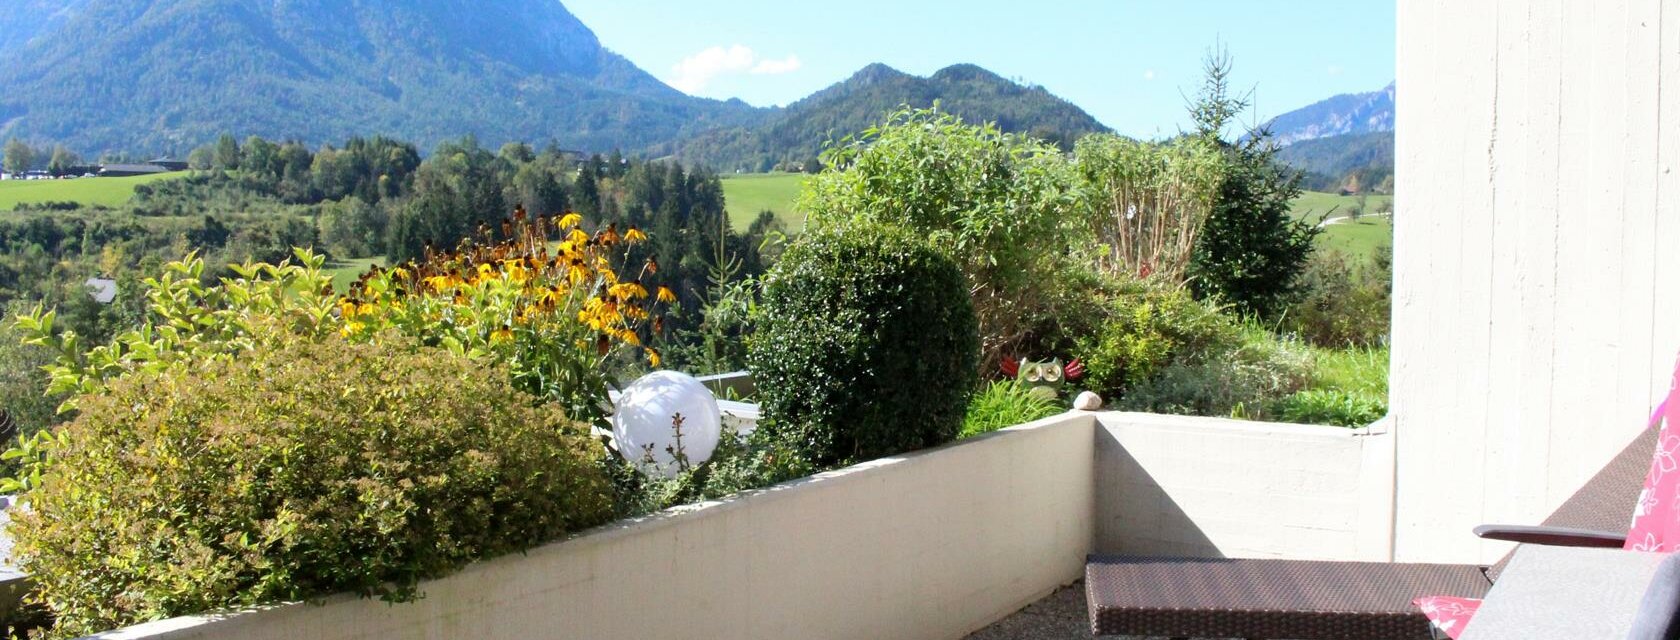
<box><xmin>1073</xmin><ymin>391</ymin><xmax>1103</xmax><ymax>412</ymax></box>
<box><xmin>611</xmin><ymin>371</ymin><xmax>722</xmax><ymax>478</ymax></box>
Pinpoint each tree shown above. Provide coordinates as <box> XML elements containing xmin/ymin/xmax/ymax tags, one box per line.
<box><xmin>3</xmin><ymin>139</ymin><xmax>36</xmax><ymax>174</ymax></box>
<box><xmin>241</xmin><ymin>136</ymin><xmax>281</xmax><ymax>177</ymax></box>
<box><xmin>498</xmin><ymin>142</ymin><xmax>534</xmax><ymax>164</ymax></box>
<box><xmin>47</xmin><ymin>146</ymin><xmax>81</xmax><ymax>177</ymax></box>
<box><xmin>605</xmin><ymin>149</ymin><xmax>626</xmax><ymax>178</ymax></box>
<box><xmin>187</xmin><ymin>145</ymin><xmax>214</xmax><ymax>170</ymax></box>
<box><xmin>213</xmin><ymin>133</ymin><xmax>241</xmax><ymax>171</ymax></box>
<box><xmin>1186</xmin><ymin>50</ymin><xmax>1319</xmax><ymax>320</ymax></box>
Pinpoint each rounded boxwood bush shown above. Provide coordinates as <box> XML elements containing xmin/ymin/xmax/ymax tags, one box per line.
<box><xmin>12</xmin><ymin>322</ymin><xmax>614</xmax><ymax>637</ymax></box>
<box><xmin>748</xmin><ymin>222</ymin><xmax>980</xmax><ymax>465</ymax></box>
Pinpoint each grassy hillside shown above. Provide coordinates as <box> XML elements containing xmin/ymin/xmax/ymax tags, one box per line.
<box><xmin>1290</xmin><ymin>190</ymin><xmax>1394</xmax><ymax>259</ymax></box>
<box><xmin>1289</xmin><ymin>190</ymin><xmax>1392</xmax><ymax>221</ymax></box>
<box><xmin>326</xmin><ymin>257</ymin><xmax>388</xmax><ymax>292</ymax></box>
<box><xmin>721</xmin><ymin>172</ymin><xmax>808</xmax><ymax>231</ymax></box>
<box><xmin>1315</xmin><ymin>217</ymin><xmax>1393</xmax><ymax>258</ymax></box>
<box><xmin>0</xmin><ymin>173</ymin><xmax>186</xmax><ymax>210</ymax></box>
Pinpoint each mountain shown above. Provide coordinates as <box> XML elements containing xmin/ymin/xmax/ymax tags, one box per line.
<box><xmin>669</xmin><ymin>63</ymin><xmax>1112</xmax><ymax>172</ymax></box>
<box><xmin>1260</xmin><ymin>83</ymin><xmax>1396</xmax><ymax>192</ymax></box>
<box><xmin>1275</xmin><ymin>131</ymin><xmax>1393</xmax><ymax>192</ymax></box>
<box><xmin>0</xmin><ymin>0</ymin><xmax>766</xmax><ymax>155</ymax></box>
<box><xmin>0</xmin><ymin>2</ymin><xmax>1111</xmax><ymax>164</ymax></box>
<box><xmin>1261</xmin><ymin>82</ymin><xmax>1394</xmax><ymax>147</ymax></box>
<box><xmin>0</xmin><ymin>1</ymin><xmax>93</xmax><ymax>54</ymax></box>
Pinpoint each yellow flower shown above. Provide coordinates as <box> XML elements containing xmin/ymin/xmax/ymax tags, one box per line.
<box><xmin>624</xmin><ymin>227</ymin><xmax>648</xmax><ymax>244</ymax></box>
<box><xmin>619</xmin><ymin>329</ymin><xmax>642</xmax><ymax>346</ymax></box>
<box><xmin>609</xmin><ymin>282</ymin><xmax>649</xmax><ymax>301</ymax></box>
<box><xmin>503</xmin><ymin>259</ymin><xmax>529</xmax><ymax>284</ymax></box>
<box><xmin>566</xmin><ymin>259</ymin><xmax>590</xmax><ymax>284</ymax></box>
<box><xmin>557</xmin><ymin>213</ymin><xmax>583</xmax><ymax>229</ymax></box>
<box><xmin>425</xmin><ymin>275</ymin><xmax>456</xmax><ymax>293</ymax></box>
<box><xmin>341</xmin><ymin>320</ymin><xmax>366</xmax><ymax>337</ymax></box>
<box><xmin>491</xmin><ymin>325</ymin><xmax>514</xmax><ymax>344</ymax></box>
<box><xmin>567</xmin><ymin>229</ymin><xmax>589</xmax><ymax>245</ymax></box>
<box><xmin>656</xmin><ymin>286</ymin><xmax>677</xmax><ymax>303</ymax></box>
<box><xmin>340</xmin><ymin>300</ymin><xmax>359</xmax><ymax>318</ymax></box>
<box><xmin>645</xmin><ymin>348</ymin><xmax>661</xmax><ymax>368</ymax></box>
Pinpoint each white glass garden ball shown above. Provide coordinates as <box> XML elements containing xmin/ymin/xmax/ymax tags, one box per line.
<box><xmin>611</xmin><ymin>371</ymin><xmax>722</xmax><ymax>478</ymax></box>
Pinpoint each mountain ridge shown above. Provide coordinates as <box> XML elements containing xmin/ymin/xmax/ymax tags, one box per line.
<box><xmin>1260</xmin><ymin>83</ymin><xmax>1396</xmax><ymax>191</ymax></box>
<box><xmin>1</xmin><ymin>0</ymin><xmax>1379</xmax><ymax>175</ymax></box>
<box><xmin>0</xmin><ymin>0</ymin><xmax>766</xmax><ymax>154</ymax></box>
<box><xmin>1262</xmin><ymin>82</ymin><xmax>1395</xmax><ymax>147</ymax></box>
<box><xmin>669</xmin><ymin>62</ymin><xmax>1111</xmax><ymax>172</ymax></box>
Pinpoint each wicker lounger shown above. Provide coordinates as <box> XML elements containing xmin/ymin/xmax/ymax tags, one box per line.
<box><xmin>1087</xmin><ymin>426</ymin><xmax>1656</xmax><ymax>639</ymax></box>
<box><xmin>1088</xmin><ymin>556</ymin><xmax>1490</xmax><ymax>639</ymax></box>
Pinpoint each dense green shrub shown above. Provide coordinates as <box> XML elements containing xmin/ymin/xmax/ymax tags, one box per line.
<box><xmin>960</xmin><ymin>379</ymin><xmax>1063</xmax><ymax>438</ymax></box>
<box><xmin>1073</xmin><ymin>278</ymin><xmax>1316</xmax><ymax>421</ymax></box>
<box><xmin>1283</xmin><ymin>248</ymin><xmax>1392</xmax><ymax>348</ymax></box>
<box><xmin>801</xmin><ymin>108</ymin><xmax>1079</xmax><ymax>368</ymax></box>
<box><xmin>1116</xmin><ymin>324</ymin><xmax>1313</xmax><ymax>419</ymax></box>
<box><xmin>749</xmin><ymin>222</ymin><xmax>980</xmax><ymax>464</ymax></box>
<box><xmin>12</xmin><ymin>322</ymin><xmax>614</xmax><ymax>638</ymax></box>
<box><xmin>1076</xmin><ymin>280</ymin><xmax>1239</xmax><ymax>396</ymax></box>
<box><xmin>0</xmin><ymin>316</ymin><xmax>61</xmax><ymax>443</ymax></box>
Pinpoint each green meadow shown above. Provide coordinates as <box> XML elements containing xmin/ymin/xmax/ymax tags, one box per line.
<box><xmin>325</xmin><ymin>256</ymin><xmax>389</xmax><ymax>292</ymax></box>
<box><xmin>0</xmin><ymin>172</ymin><xmax>187</xmax><ymax>210</ymax></box>
<box><xmin>720</xmin><ymin>172</ymin><xmax>808</xmax><ymax>231</ymax></box>
<box><xmin>1290</xmin><ymin>191</ymin><xmax>1394</xmax><ymax>260</ymax></box>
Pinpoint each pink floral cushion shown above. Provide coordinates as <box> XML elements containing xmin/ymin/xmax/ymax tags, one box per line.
<box><xmin>1626</xmin><ymin>364</ymin><xmax>1680</xmax><ymax>551</ymax></box>
<box><xmin>1414</xmin><ymin>355</ymin><xmax>1680</xmax><ymax>637</ymax></box>
<box><xmin>1414</xmin><ymin>595</ymin><xmax>1481</xmax><ymax>639</ymax></box>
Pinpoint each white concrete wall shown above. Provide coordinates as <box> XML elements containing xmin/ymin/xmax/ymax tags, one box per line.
<box><xmin>92</xmin><ymin>414</ymin><xmax>1096</xmax><ymax>640</ymax></box>
<box><xmin>1394</xmin><ymin>0</ymin><xmax>1680</xmax><ymax>564</ymax></box>
<box><xmin>1093</xmin><ymin>413</ymin><xmax>1394</xmax><ymax>561</ymax></box>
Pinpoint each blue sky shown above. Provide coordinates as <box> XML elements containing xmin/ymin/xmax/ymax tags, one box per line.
<box><xmin>564</xmin><ymin>1</ymin><xmax>1396</xmax><ymax>138</ymax></box>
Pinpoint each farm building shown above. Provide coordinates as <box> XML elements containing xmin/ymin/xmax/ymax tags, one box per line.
<box><xmin>98</xmin><ymin>163</ymin><xmax>173</xmax><ymax>178</ymax></box>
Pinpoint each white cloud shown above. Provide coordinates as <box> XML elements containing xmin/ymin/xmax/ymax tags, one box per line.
<box><xmin>1142</xmin><ymin>69</ymin><xmax>1156</xmax><ymax>81</ymax></box>
<box><xmin>669</xmin><ymin>45</ymin><xmax>801</xmax><ymax>94</ymax></box>
<box><xmin>752</xmin><ymin>55</ymin><xmax>803</xmax><ymax>76</ymax></box>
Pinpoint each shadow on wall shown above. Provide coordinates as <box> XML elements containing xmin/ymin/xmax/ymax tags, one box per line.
<box><xmin>1093</xmin><ymin>425</ymin><xmax>1221</xmax><ymax>557</ymax></box>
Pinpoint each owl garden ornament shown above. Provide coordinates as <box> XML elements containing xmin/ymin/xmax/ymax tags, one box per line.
<box><xmin>1000</xmin><ymin>357</ymin><xmax>1086</xmax><ymax>401</ymax></box>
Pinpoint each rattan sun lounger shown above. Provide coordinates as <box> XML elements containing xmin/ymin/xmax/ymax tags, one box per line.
<box><xmin>1086</xmin><ymin>426</ymin><xmax>1656</xmax><ymax>639</ymax></box>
